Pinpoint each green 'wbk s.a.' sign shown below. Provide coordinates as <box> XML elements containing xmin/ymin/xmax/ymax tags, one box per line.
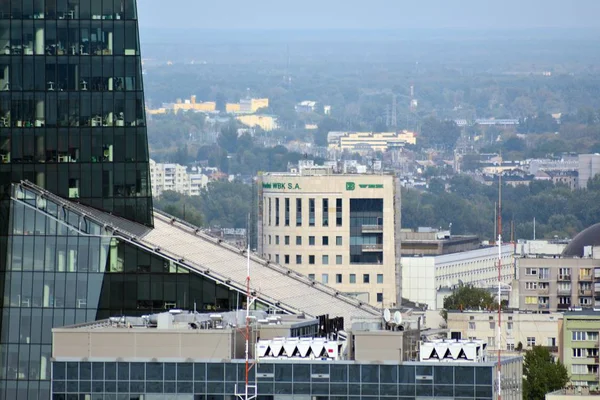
<box><xmin>346</xmin><ymin>182</ymin><xmax>383</xmax><ymax>190</ymax></box>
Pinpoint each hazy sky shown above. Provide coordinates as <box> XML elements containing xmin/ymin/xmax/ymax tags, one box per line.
<box><xmin>138</xmin><ymin>0</ymin><xmax>600</xmax><ymax>30</ymax></box>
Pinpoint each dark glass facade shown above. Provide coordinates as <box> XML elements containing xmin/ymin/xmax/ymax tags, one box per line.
<box><xmin>50</xmin><ymin>360</ymin><xmax>498</xmax><ymax>400</ymax></box>
<box><xmin>0</xmin><ymin>0</ymin><xmax>153</xmax><ymax>227</ymax></box>
<box><xmin>0</xmin><ymin>184</ymin><xmax>254</xmax><ymax>399</ymax></box>
<box><xmin>349</xmin><ymin>199</ymin><xmax>383</xmax><ymax>264</ymax></box>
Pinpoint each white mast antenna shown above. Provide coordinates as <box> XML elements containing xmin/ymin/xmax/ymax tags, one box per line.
<box><xmin>235</xmin><ymin>245</ymin><xmax>257</xmax><ymax>400</ymax></box>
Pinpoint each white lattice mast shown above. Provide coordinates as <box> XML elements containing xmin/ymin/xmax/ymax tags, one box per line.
<box><xmin>497</xmin><ymin>171</ymin><xmax>502</xmax><ymax>400</ymax></box>
<box><xmin>235</xmin><ymin>245</ymin><xmax>257</xmax><ymax>400</ymax></box>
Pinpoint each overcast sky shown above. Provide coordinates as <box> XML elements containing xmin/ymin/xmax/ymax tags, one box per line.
<box><xmin>138</xmin><ymin>0</ymin><xmax>600</xmax><ymax>30</ymax></box>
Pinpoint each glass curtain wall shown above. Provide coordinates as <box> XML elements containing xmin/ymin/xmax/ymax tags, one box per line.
<box><xmin>0</xmin><ymin>184</ymin><xmax>248</xmax><ymax>400</ymax></box>
<box><xmin>0</xmin><ymin>0</ymin><xmax>153</xmax><ymax>227</ymax></box>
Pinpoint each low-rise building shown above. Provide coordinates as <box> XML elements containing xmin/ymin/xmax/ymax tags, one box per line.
<box><xmin>329</xmin><ymin>131</ymin><xmax>417</xmax><ymax>153</ymax></box>
<box><xmin>226</xmin><ymin>98</ymin><xmax>269</xmax><ymax>114</ymax></box>
<box><xmin>447</xmin><ymin>310</ymin><xmax>562</xmax><ymax>353</ymax></box>
<box><xmin>402</xmin><ymin>233</ymin><xmax>514</xmax><ymax>310</ymax></box>
<box><xmin>51</xmin><ymin>310</ymin><xmax>523</xmax><ymax>400</ymax></box>
<box><xmin>560</xmin><ymin>310</ymin><xmax>600</xmax><ymax>389</ymax></box>
<box><xmin>236</xmin><ymin>114</ymin><xmax>279</xmax><ymax>131</ymax></box>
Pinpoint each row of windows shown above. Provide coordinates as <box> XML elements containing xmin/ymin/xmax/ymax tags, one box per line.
<box><xmin>307</xmin><ymin>273</ymin><xmax>384</xmax><ymax>286</ymax></box>
<box><xmin>1</xmin><ymin>128</ymin><xmax>149</xmax><ymax>166</ymax></box>
<box><xmin>265</xmin><ymin>197</ymin><xmax>342</xmax><ymax>228</ymax></box>
<box><xmin>0</xmin><ymin>92</ymin><xmax>146</xmax><ymax>129</ymax></box>
<box><xmin>266</xmin><ymin>235</ymin><xmax>343</xmax><ymax>247</ymax></box>
<box><xmin>0</xmin><ymin>21</ymin><xmax>141</xmax><ymax>58</ymax></box>
<box><xmin>269</xmin><ymin>253</ymin><xmax>344</xmax><ymax>266</ymax></box>
<box><xmin>52</xmin><ymin>361</ymin><xmax>494</xmax><ymax>386</ymax></box>
<box><xmin>0</xmin><ymin>0</ymin><xmax>139</xmax><ymax>21</ymax></box>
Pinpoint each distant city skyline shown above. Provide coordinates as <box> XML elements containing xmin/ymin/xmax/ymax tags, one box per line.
<box><xmin>138</xmin><ymin>0</ymin><xmax>600</xmax><ymax>30</ymax></box>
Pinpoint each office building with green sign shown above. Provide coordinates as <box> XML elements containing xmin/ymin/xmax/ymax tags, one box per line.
<box><xmin>257</xmin><ymin>164</ymin><xmax>402</xmax><ymax>308</ymax></box>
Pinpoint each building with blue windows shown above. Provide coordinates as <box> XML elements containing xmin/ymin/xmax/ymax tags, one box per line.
<box><xmin>49</xmin><ymin>311</ymin><xmax>524</xmax><ymax>400</ymax></box>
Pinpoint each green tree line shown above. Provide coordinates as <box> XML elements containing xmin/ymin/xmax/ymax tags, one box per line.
<box><xmin>403</xmin><ymin>174</ymin><xmax>600</xmax><ymax>241</ymax></box>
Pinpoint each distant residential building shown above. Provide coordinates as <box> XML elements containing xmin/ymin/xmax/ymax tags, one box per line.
<box><xmin>146</xmin><ymin>95</ymin><xmax>216</xmax><ymax>114</ymax></box>
<box><xmin>236</xmin><ymin>114</ymin><xmax>279</xmax><ymax>131</ymax></box>
<box><xmin>544</xmin><ymin>170</ymin><xmax>579</xmax><ymax>190</ymax></box>
<box><xmin>323</xmin><ymin>105</ymin><xmax>332</xmax><ymax>115</ymax></box>
<box><xmin>328</xmin><ymin>131</ymin><xmax>417</xmax><ymax>154</ymax></box>
<box><xmin>578</xmin><ymin>154</ymin><xmax>600</xmax><ymax>189</ymax></box>
<box><xmin>560</xmin><ymin>310</ymin><xmax>600</xmax><ymax>389</ymax></box>
<box><xmin>295</xmin><ymin>100</ymin><xmax>317</xmax><ymax>113</ymax></box>
<box><xmin>475</xmin><ymin>118</ymin><xmax>519</xmax><ymax>126</ymax></box>
<box><xmin>529</xmin><ymin>158</ymin><xmax>579</xmax><ymax>175</ymax></box>
<box><xmin>226</xmin><ymin>98</ymin><xmax>269</xmax><ymax>114</ymax></box>
<box><xmin>447</xmin><ymin>310</ymin><xmax>562</xmax><ymax>353</ymax></box>
<box><xmin>149</xmin><ymin>159</ymin><xmax>209</xmax><ymax>197</ymax></box>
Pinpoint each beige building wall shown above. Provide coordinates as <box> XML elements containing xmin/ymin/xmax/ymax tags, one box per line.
<box><xmin>518</xmin><ymin>257</ymin><xmax>599</xmax><ymax>312</ymax></box>
<box><xmin>351</xmin><ymin>329</ymin><xmax>420</xmax><ymax>362</ymax></box>
<box><xmin>52</xmin><ymin>328</ymin><xmax>248</xmax><ymax>360</ymax></box>
<box><xmin>447</xmin><ymin>311</ymin><xmax>562</xmax><ymax>353</ymax></box>
<box><xmin>258</xmin><ymin>173</ymin><xmax>398</xmax><ymax>307</ymax></box>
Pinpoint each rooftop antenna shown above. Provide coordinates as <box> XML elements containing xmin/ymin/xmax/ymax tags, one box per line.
<box><xmin>391</xmin><ymin>94</ymin><xmax>397</xmax><ymax>128</ymax></box>
<box><xmin>235</xmin><ymin>245</ymin><xmax>257</xmax><ymax>400</ymax></box>
<box><xmin>496</xmin><ymin>167</ymin><xmax>503</xmax><ymax>400</ymax></box>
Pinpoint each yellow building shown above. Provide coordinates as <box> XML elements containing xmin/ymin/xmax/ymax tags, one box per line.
<box><xmin>236</xmin><ymin>114</ymin><xmax>278</xmax><ymax>131</ymax></box>
<box><xmin>331</xmin><ymin>131</ymin><xmax>417</xmax><ymax>153</ymax></box>
<box><xmin>146</xmin><ymin>107</ymin><xmax>168</xmax><ymax>115</ymax></box>
<box><xmin>226</xmin><ymin>98</ymin><xmax>269</xmax><ymax>114</ymax></box>
<box><xmin>172</xmin><ymin>95</ymin><xmax>216</xmax><ymax>113</ymax></box>
<box><xmin>226</xmin><ymin>103</ymin><xmax>241</xmax><ymax>113</ymax></box>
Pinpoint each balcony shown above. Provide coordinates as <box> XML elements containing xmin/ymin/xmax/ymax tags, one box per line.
<box><xmin>557</xmin><ymin>288</ymin><xmax>572</xmax><ymax>296</ymax></box>
<box><xmin>538</xmin><ymin>303</ymin><xmax>550</xmax><ymax>310</ymax></box>
<box><xmin>558</xmin><ymin>275</ymin><xmax>572</xmax><ymax>282</ymax></box>
<box><xmin>537</xmin><ymin>287</ymin><xmax>550</xmax><ymax>295</ymax></box>
<box><xmin>362</xmin><ymin>244</ymin><xmax>383</xmax><ymax>252</ymax></box>
<box><xmin>557</xmin><ymin>303</ymin><xmax>571</xmax><ymax>310</ymax></box>
<box><xmin>538</xmin><ymin>274</ymin><xmax>551</xmax><ymax>281</ymax></box>
<box><xmin>579</xmin><ymin>275</ymin><xmax>593</xmax><ymax>282</ymax></box>
<box><xmin>361</xmin><ymin>224</ymin><xmax>383</xmax><ymax>233</ymax></box>
<box><xmin>579</xmin><ymin>289</ymin><xmax>593</xmax><ymax>297</ymax></box>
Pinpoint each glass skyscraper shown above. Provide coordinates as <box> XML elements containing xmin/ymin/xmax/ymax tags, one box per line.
<box><xmin>0</xmin><ymin>0</ymin><xmax>153</xmax><ymax>227</ymax></box>
<box><xmin>0</xmin><ymin>1</ymin><xmax>159</xmax><ymax>398</ymax></box>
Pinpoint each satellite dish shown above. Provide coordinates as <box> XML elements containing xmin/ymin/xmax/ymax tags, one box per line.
<box><xmin>383</xmin><ymin>308</ymin><xmax>391</xmax><ymax>323</ymax></box>
<box><xmin>393</xmin><ymin>311</ymin><xmax>402</xmax><ymax>325</ymax></box>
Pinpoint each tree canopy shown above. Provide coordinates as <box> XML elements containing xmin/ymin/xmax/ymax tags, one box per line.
<box><xmin>441</xmin><ymin>283</ymin><xmax>496</xmax><ymax>320</ymax></box>
<box><xmin>523</xmin><ymin>346</ymin><xmax>569</xmax><ymax>400</ymax></box>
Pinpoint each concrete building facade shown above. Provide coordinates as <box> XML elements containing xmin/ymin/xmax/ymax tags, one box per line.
<box><xmin>517</xmin><ymin>257</ymin><xmax>600</xmax><ymax>312</ymax></box>
<box><xmin>447</xmin><ymin>310</ymin><xmax>562</xmax><ymax>353</ymax></box>
<box><xmin>402</xmin><ymin>244</ymin><xmax>514</xmax><ymax>310</ymax></box>
<box><xmin>258</xmin><ymin>170</ymin><xmax>401</xmax><ymax>308</ymax></box>
<box><xmin>149</xmin><ymin>159</ymin><xmax>209</xmax><ymax>197</ymax></box>
<box><xmin>328</xmin><ymin>131</ymin><xmax>417</xmax><ymax>154</ymax></box>
<box><xmin>578</xmin><ymin>154</ymin><xmax>600</xmax><ymax>189</ymax></box>
<box><xmin>560</xmin><ymin>310</ymin><xmax>600</xmax><ymax>389</ymax></box>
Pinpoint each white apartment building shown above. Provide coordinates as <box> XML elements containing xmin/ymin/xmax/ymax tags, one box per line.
<box><xmin>402</xmin><ymin>244</ymin><xmax>515</xmax><ymax>310</ymax></box>
<box><xmin>257</xmin><ymin>167</ymin><xmax>401</xmax><ymax>308</ymax></box>
<box><xmin>149</xmin><ymin>159</ymin><xmax>209</xmax><ymax>197</ymax></box>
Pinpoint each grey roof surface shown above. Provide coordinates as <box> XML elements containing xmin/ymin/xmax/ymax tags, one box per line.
<box><xmin>18</xmin><ymin>181</ymin><xmax>382</xmax><ymax>323</ymax></box>
<box><xmin>562</xmin><ymin>222</ymin><xmax>600</xmax><ymax>257</ymax></box>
